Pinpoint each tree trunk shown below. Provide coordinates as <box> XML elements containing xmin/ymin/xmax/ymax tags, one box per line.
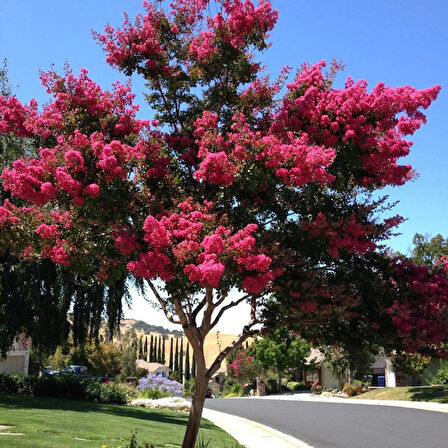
<box><xmin>278</xmin><ymin>372</ymin><xmax>282</xmax><ymax>392</ymax></box>
<box><xmin>181</xmin><ymin>335</ymin><xmax>208</xmax><ymax>448</ymax></box>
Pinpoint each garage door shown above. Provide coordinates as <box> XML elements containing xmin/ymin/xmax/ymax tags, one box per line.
<box><xmin>0</xmin><ymin>355</ymin><xmax>25</xmax><ymax>374</ymax></box>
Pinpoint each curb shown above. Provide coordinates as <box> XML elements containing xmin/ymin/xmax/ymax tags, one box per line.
<box><xmin>202</xmin><ymin>408</ymin><xmax>314</xmax><ymax>448</ymax></box>
<box><xmin>243</xmin><ymin>394</ymin><xmax>448</xmax><ymax>413</ymax></box>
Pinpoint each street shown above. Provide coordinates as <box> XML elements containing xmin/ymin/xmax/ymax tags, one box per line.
<box><xmin>204</xmin><ymin>398</ymin><xmax>448</xmax><ymax>448</ymax></box>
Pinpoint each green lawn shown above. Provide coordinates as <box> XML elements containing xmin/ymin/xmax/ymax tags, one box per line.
<box><xmin>351</xmin><ymin>386</ymin><xmax>448</xmax><ymax>403</ymax></box>
<box><xmin>0</xmin><ymin>395</ymin><xmax>241</xmax><ymax>448</ymax></box>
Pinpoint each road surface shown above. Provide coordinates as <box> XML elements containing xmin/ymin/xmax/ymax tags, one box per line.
<box><xmin>204</xmin><ymin>397</ymin><xmax>448</xmax><ymax>448</ymax></box>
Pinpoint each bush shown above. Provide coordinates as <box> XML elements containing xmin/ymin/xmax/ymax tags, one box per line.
<box><xmin>0</xmin><ymin>373</ymin><xmax>130</xmax><ymax>403</ymax></box>
<box><xmin>343</xmin><ymin>383</ymin><xmax>365</xmax><ymax>397</ymax></box>
<box><xmin>222</xmin><ymin>382</ymin><xmax>242</xmax><ymax>397</ymax></box>
<box><xmin>286</xmin><ymin>381</ymin><xmax>311</xmax><ymax>391</ymax></box>
<box><xmin>265</xmin><ymin>378</ymin><xmax>278</xmax><ymax>394</ymax></box>
<box><xmin>428</xmin><ymin>360</ymin><xmax>448</xmax><ymax>385</ymax></box>
<box><xmin>137</xmin><ymin>375</ymin><xmax>183</xmax><ymax>398</ymax></box>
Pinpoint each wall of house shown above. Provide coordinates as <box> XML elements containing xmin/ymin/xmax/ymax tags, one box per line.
<box><xmin>321</xmin><ymin>367</ymin><xmax>339</xmax><ymax>389</ymax></box>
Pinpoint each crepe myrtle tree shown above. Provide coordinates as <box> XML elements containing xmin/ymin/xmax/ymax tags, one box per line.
<box><xmin>0</xmin><ymin>1</ymin><xmax>445</xmax><ymax>446</ymax></box>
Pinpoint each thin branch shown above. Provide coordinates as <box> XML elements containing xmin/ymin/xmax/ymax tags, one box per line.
<box><xmin>146</xmin><ymin>280</ymin><xmax>181</xmax><ymax>325</ymax></box>
<box><xmin>210</xmin><ymin>294</ymin><xmax>251</xmax><ymax>330</ymax></box>
<box><xmin>200</xmin><ymin>286</ymin><xmax>214</xmax><ymax>334</ymax></box>
<box><xmin>206</xmin><ymin>322</ymin><xmax>259</xmax><ymax>379</ymax></box>
<box><xmin>192</xmin><ymin>295</ymin><xmax>207</xmax><ymax>321</ymax></box>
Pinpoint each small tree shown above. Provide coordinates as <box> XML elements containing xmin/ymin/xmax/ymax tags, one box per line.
<box><xmin>249</xmin><ymin>329</ymin><xmax>310</xmax><ymax>389</ymax></box>
<box><xmin>393</xmin><ymin>352</ymin><xmax>431</xmax><ymax>386</ymax></box>
<box><xmin>228</xmin><ymin>349</ymin><xmax>262</xmax><ymax>384</ymax></box>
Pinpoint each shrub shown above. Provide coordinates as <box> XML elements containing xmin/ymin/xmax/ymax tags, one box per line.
<box><xmin>222</xmin><ymin>382</ymin><xmax>242</xmax><ymax>397</ymax></box>
<box><xmin>428</xmin><ymin>360</ymin><xmax>448</xmax><ymax>385</ymax></box>
<box><xmin>286</xmin><ymin>381</ymin><xmax>311</xmax><ymax>391</ymax></box>
<box><xmin>137</xmin><ymin>375</ymin><xmax>183</xmax><ymax>398</ymax></box>
<box><xmin>0</xmin><ymin>373</ymin><xmax>130</xmax><ymax>403</ymax></box>
<box><xmin>265</xmin><ymin>378</ymin><xmax>278</xmax><ymax>394</ymax></box>
<box><xmin>343</xmin><ymin>383</ymin><xmax>365</xmax><ymax>397</ymax></box>
<box><xmin>311</xmin><ymin>381</ymin><xmax>322</xmax><ymax>394</ymax></box>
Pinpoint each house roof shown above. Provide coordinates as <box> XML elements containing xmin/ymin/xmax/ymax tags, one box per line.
<box><xmin>136</xmin><ymin>360</ymin><xmax>169</xmax><ymax>372</ymax></box>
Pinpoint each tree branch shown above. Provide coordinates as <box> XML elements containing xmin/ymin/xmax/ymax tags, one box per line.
<box><xmin>146</xmin><ymin>280</ymin><xmax>181</xmax><ymax>325</ymax></box>
<box><xmin>210</xmin><ymin>294</ymin><xmax>251</xmax><ymax>330</ymax></box>
<box><xmin>206</xmin><ymin>322</ymin><xmax>259</xmax><ymax>379</ymax></box>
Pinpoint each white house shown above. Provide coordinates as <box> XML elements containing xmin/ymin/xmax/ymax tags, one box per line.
<box><xmin>305</xmin><ymin>349</ymin><xmax>397</xmax><ymax>388</ymax></box>
<box><xmin>0</xmin><ymin>336</ymin><xmax>30</xmax><ymax>374</ymax></box>
<box><xmin>136</xmin><ymin>360</ymin><xmax>170</xmax><ymax>377</ymax></box>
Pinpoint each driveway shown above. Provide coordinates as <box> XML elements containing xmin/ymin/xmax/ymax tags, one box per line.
<box><xmin>204</xmin><ymin>398</ymin><xmax>448</xmax><ymax>448</ymax></box>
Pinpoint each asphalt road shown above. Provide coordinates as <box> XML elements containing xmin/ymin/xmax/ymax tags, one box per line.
<box><xmin>204</xmin><ymin>398</ymin><xmax>448</xmax><ymax>448</ymax></box>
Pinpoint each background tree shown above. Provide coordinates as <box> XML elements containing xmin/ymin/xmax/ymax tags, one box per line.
<box><xmin>0</xmin><ymin>1</ymin><xmax>444</xmax><ymax>446</ymax></box>
<box><xmin>185</xmin><ymin>343</ymin><xmax>191</xmax><ymax>382</ymax></box>
<box><xmin>149</xmin><ymin>335</ymin><xmax>154</xmax><ymax>362</ymax></box>
<box><xmin>179</xmin><ymin>337</ymin><xmax>184</xmax><ymax>383</ymax></box>
<box><xmin>174</xmin><ymin>338</ymin><xmax>179</xmax><ymax>375</ymax></box>
<box><xmin>392</xmin><ymin>352</ymin><xmax>431</xmax><ymax>386</ymax></box>
<box><xmin>410</xmin><ymin>233</ymin><xmax>448</xmax><ymax>268</ymax></box>
<box><xmin>154</xmin><ymin>336</ymin><xmax>158</xmax><ymax>363</ymax></box>
<box><xmin>249</xmin><ymin>328</ymin><xmax>311</xmax><ymax>389</ymax></box>
<box><xmin>169</xmin><ymin>337</ymin><xmax>174</xmax><ymax>371</ymax></box>
<box><xmin>162</xmin><ymin>335</ymin><xmax>166</xmax><ymax>364</ymax></box>
<box><xmin>228</xmin><ymin>349</ymin><xmax>262</xmax><ymax>384</ymax></box>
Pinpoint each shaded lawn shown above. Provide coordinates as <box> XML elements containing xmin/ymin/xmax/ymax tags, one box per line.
<box><xmin>352</xmin><ymin>386</ymin><xmax>448</xmax><ymax>403</ymax></box>
<box><xmin>0</xmin><ymin>395</ymin><xmax>242</xmax><ymax>447</ymax></box>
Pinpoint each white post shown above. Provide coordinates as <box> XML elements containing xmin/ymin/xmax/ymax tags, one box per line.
<box><xmin>385</xmin><ymin>357</ymin><xmax>396</xmax><ymax>387</ymax></box>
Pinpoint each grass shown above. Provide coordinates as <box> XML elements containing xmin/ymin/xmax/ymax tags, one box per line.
<box><xmin>351</xmin><ymin>386</ymin><xmax>448</xmax><ymax>403</ymax></box>
<box><xmin>0</xmin><ymin>395</ymin><xmax>242</xmax><ymax>448</ymax></box>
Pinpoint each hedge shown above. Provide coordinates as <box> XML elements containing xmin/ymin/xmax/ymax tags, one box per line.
<box><xmin>0</xmin><ymin>373</ymin><xmax>134</xmax><ymax>404</ymax></box>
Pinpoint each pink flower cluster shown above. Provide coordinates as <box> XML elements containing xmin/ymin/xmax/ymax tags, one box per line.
<box><xmin>42</xmin><ymin>239</ymin><xmax>72</xmax><ymax>266</ymax></box>
<box><xmin>273</xmin><ymin>61</ymin><xmax>440</xmax><ymax>187</ymax></box>
<box><xmin>189</xmin><ymin>0</ymin><xmax>278</xmax><ymax>62</ymax></box>
<box><xmin>128</xmin><ymin>198</ymin><xmax>274</xmax><ymax>293</ymax></box>
<box><xmin>302</xmin><ymin>213</ymin><xmax>376</xmax><ymax>258</ymax></box>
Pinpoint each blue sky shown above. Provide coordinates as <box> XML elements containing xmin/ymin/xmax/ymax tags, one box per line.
<box><xmin>1</xmin><ymin>1</ymin><xmax>447</xmax><ymax>330</ymax></box>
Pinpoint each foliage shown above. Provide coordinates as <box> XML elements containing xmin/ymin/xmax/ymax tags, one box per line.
<box><xmin>0</xmin><ymin>372</ymin><xmax>131</xmax><ymax>403</ymax></box>
<box><xmin>311</xmin><ymin>380</ymin><xmax>322</xmax><ymax>394</ymax></box>
<box><xmin>343</xmin><ymin>382</ymin><xmax>365</xmax><ymax>397</ymax></box>
<box><xmin>428</xmin><ymin>360</ymin><xmax>448</xmax><ymax>385</ymax></box>
<box><xmin>248</xmin><ymin>328</ymin><xmax>310</xmax><ymax>385</ymax></box>
<box><xmin>222</xmin><ymin>381</ymin><xmax>243</xmax><ymax>398</ymax></box>
<box><xmin>321</xmin><ymin>345</ymin><xmax>376</xmax><ymax>386</ymax></box>
<box><xmin>138</xmin><ymin>375</ymin><xmax>184</xmax><ymax>397</ymax></box>
<box><xmin>286</xmin><ymin>381</ymin><xmax>311</xmax><ymax>391</ymax></box>
<box><xmin>48</xmin><ymin>341</ymin><xmax>121</xmax><ymax>377</ymax></box>
<box><xmin>0</xmin><ymin>0</ymin><xmax>444</xmax><ymax>446</ymax></box>
<box><xmin>183</xmin><ymin>378</ymin><xmax>195</xmax><ymax>396</ymax></box>
<box><xmin>410</xmin><ymin>233</ymin><xmax>448</xmax><ymax>269</ymax></box>
<box><xmin>393</xmin><ymin>352</ymin><xmax>431</xmax><ymax>382</ymax></box>
<box><xmin>228</xmin><ymin>349</ymin><xmax>262</xmax><ymax>382</ymax></box>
